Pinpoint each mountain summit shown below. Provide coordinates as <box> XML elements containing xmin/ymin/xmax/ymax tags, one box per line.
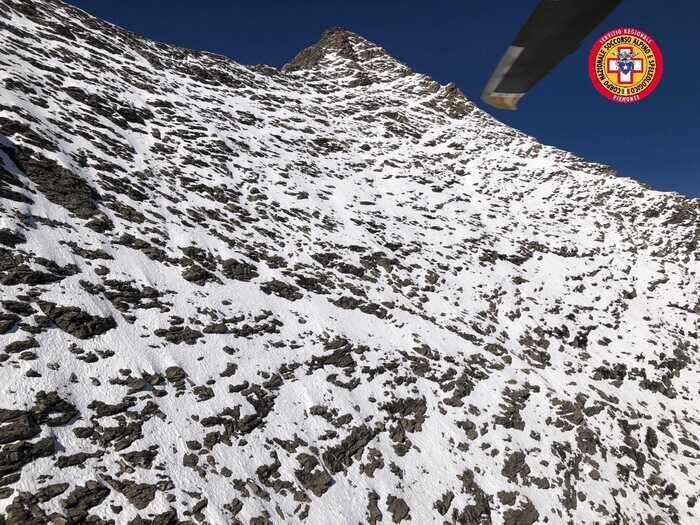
<box><xmin>283</xmin><ymin>26</ymin><xmax>412</xmax><ymax>78</ymax></box>
<box><xmin>0</xmin><ymin>1</ymin><xmax>698</xmax><ymax>524</ymax></box>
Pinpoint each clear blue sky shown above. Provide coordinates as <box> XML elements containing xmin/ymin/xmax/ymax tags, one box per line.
<box><xmin>68</xmin><ymin>1</ymin><xmax>699</xmax><ymax>198</ymax></box>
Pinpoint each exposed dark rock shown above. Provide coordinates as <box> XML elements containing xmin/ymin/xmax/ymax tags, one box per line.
<box><xmin>4</xmin><ymin>338</ymin><xmax>39</xmax><ymax>355</ymax></box>
<box><xmin>502</xmin><ymin>451</ymin><xmax>530</xmax><ymax>484</ymax></box>
<box><xmin>494</xmin><ymin>386</ymin><xmax>535</xmax><ymax>431</ymax></box>
<box><xmin>222</xmin><ymin>259</ymin><xmax>258</xmax><ymax>281</ymax></box>
<box><xmin>453</xmin><ymin>469</ymin><xmax>492</xmax><ymax>524</ymax></box>
<box><xmin>367</xmin><ymin>491</ymin><xmax>383</xmax><ymax>524</ymax></box>
<box><xmin>0</xmin><ymin>437</ymin><xmax>55</xmax><ymax>487</ymax></box>
<box><xmin>0</xmin><ymin>230</ymin><xmax>26</xmax><ymax>248</ymax></box>
<box><xmin>13</xmin><ymin>148</ymin><xmax>100</xmax><ymax>219</ymax></box>
<box><xmin>0</xmin><ymin>313</ymin><xmax>20</xmax><ymax>334</ymax></box>
<box><xmin>37</xmin><ymin>301</ymin><xmax>116</xmax><ymax>339</ymax></box>
<box><xmin>503</xmin><ymin>499</ymin><xmax>539</xmax><ymax>525</ymax></box>
<box><xmin>322</xmin><ymin>425</ymin><xmax>377</xmax><ymax>473</ymax></box>
<box><xmin>62</xmin><ymin>480</ymin><xmax>110</xmax><ymax>522</ymax></box>
<box><xmin>260</xmin><ymin>279</ymin><xmax>303</xmax><ymax>301</ymax></box>
<box><xmin>121</xmin><ymin>448</ymin><xmax>158</xmax><ymax>469</ymax></box>
<box><xmin>386</xmin><ymin>495</ymin><xmax>410</xmax><ymax>523</ymax></box>
<box><xmin>104</xmin><ymin>476</ymin><xmax>157</xmax><ymax>510</ymax></box>
<box><xmin>434</xmin><ymin>490</ymin><xmax>454</xmax><ymax>516</ymax></box>
<box><xmin>55</xmin><ymin>451</ymin><xmax>102</xmax><ymax>468</ymax></box>
<box><xmin>2</xmin><ymin>300</ymin><xmax>35</xmax><ymax>316</ymax></box>
<box><xmin>0</xmin><ymin>265</ymin><xmax>62</xmax><ymax>286</ymax></box>
<box><xmin>182</xmin><ymin>264</ymin><xmax>218</xmax><ymax>285</ymax></box>
<box><xmin>154</xmin><ymin>325</ymin><xmax>202</xmax><ymax>345</ymax></box>
<box><xmin>294</xmin><ymin>453</ymin><xmax>334</xmax><ymax>497</ymax></box>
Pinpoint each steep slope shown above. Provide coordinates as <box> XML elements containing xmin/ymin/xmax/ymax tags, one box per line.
<box><xmin>0</xmin><ymin>1</ymin><xmax>699</xmax><ymax>524</ymax></box>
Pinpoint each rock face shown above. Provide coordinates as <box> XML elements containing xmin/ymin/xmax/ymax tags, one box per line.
<box><xmin>38</xmin><ymin>301</ymin><xmax>116</xmax><ymax>339</ymax></box>
<box><xmin>0</xmin><ymin>0</ymin><xmax>698</xmax><ymax>523</ymax></box>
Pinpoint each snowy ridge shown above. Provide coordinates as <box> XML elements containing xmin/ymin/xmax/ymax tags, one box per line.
<box><xmin>0</xmin><ymin>1</ymin><xmax>699</xmax><ymax>524</ymax></box>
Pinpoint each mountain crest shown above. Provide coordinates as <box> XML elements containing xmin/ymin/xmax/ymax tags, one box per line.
<box><xmin>283</xmin><ymin>26</ymin><xmax>413</xmax><ymax>82</ymax></box>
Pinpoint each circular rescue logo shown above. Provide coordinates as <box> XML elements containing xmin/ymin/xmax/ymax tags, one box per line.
<box><xmin>588</xmin><ymin>27</ymin><xmax>663</xmax><ymax>103</ymax></box>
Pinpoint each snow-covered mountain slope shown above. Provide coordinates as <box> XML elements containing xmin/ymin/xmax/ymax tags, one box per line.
<box><xmin>1</xmin><ymin>1</ymin><xmax>699</xmax><ymax>523</ymax></box>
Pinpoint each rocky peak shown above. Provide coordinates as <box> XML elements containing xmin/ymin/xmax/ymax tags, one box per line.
<box><xmin>283</xmin><ymin>26</ymin><xmax>413</xmax><ymax>83</ymax></box>
<box><xmin>282</xmin><ymin>27</ymin><xmax>476</xmax><ymax>117</ymax></box>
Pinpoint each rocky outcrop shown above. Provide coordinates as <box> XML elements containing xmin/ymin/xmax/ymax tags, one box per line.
<box><xmin>38</xmin><ymin>301</ymin><xmax>116</xmax><ymax>339</ymax></box>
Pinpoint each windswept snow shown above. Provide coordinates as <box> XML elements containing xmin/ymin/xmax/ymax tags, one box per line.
<box><xmin>0</xmin><ymin>1</ymin><xmax>699</xmax><ymax>524</ymax></box>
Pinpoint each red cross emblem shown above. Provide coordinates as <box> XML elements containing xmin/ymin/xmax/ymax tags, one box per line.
<box><xmin>607</xmin><ymin>46</ymin><xmax>644</xmax><ymax>85</ymax></box>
